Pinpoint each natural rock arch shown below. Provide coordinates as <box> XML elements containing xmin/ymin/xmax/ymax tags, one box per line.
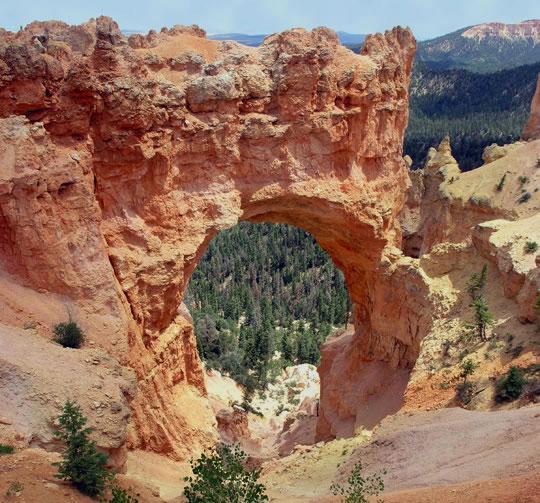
<box><xmin>0</xmin><ymin>17</ymin><xmax>432</xmax><ymax>458</ymax></box>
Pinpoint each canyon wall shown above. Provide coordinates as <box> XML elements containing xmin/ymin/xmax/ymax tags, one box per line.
<box><xmin>0</xmin><ymin>17</ymin><xmax>427</xmax><ymax>456</ymax></box>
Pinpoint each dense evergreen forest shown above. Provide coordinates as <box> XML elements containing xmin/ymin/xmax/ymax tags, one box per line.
<box><xmin>185</xmin><ymin>223</ymin><xmax>350</xmax><ymax>392</ymax></box>
<box><xmin>404</xmin><ymin>61</ymin><xmax>539</xmax><ymax>170</ymax></box>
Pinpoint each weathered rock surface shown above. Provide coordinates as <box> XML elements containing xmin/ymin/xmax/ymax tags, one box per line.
<box><xmin>0</xmin><ymin>323</ymin><xmax>136</xmax><ymax>468</ymax></box>
<box><xmin>401</xmin><ymin>137</ymin><xmax>540</xmax><ymax>257</ymax></box>
<box><xmin>472</xmin><ymin>214</ymin><xmax>540</xmax><ymax>321</ymax></box>
<box><xmin>522</xmin><ymin>75</ymin><xmax>540</xmax><ymax>141</ymax></box>
<box><xmin>0</xmin><ymin>17</ymin><xmax>422</xmax><ymax>457</ymax></box>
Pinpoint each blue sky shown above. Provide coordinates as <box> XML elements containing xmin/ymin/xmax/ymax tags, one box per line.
<box><xmin>1</xmin><ymin>0</ymin><xmax>538</xmax><ymax>40</ymax></box>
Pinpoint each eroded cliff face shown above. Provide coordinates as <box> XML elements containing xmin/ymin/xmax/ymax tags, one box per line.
<box><xmin>0</xmin><ymin>17</ymin><xmax>422</xmax><ymax>457</ymax></box>
<box><xmin>522</xmin><ymin>75</ymin><xmax>540</xmax><ymax>141</ymax></box>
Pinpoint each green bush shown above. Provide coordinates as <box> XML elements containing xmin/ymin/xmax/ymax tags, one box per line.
<box><xmin>53</xmin><ymin>401</ymin><xmax>111</xmax><ymax>498</ymax></box>
<box><xmin>0</xmin><ymin>444</ymin><xmax>14</xmax><ymax>455</ymax></box>
<box><xmin>330</xmin><ymin>461</ymin><xmax>386</xmax><ymax>503</ymax></box>
<box><xmin>495</xmin><ymin>173</ymin><xmax>506</xmax><ymax>191</ymax></box>
<box><xmin>525</xmin><ymin>241</ymin><xmax>538</xmax><ymax>254</ymax></box>
<box><xmin>183</xmin><ymin>444</ymin><xmax>268</xmax><ymax>503</ymax></box>
<box><xmin>53</xmin><ymin>321</ymin><xmax>85</xmax><ymax>348</ymax></box>
<box><xmin>518</xmin><ymin>192</ymin><xmax>531</xmax><ymax>204</ymax></box>
<box><xmin>109</xmin><ymin>485</ymin><xmax>139</xmax><ymax>503</ymax></box>
<box><xmin>496</xmin><ymin>367</ymin><xmax>527</xmax><ymax>402</ymax></box>
<box><xmin>518</xmin><ymin>175</ymin><xmax>529</xmax><ymax>187</ymax></box>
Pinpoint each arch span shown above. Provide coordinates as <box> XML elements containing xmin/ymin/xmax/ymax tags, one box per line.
<box><xmin>0</xmin><ymin>17</ymin><xmax>432</xmax><ymax>457</ymax></box>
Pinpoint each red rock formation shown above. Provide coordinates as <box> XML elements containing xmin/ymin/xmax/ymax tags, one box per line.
<box><xmin>0</xmin><ymin>17</ymin><xmax>419</xmax><ymax>456</ymax></box>
<box><xmin>523</xmin><ymin>75</ymin><xmax>540</xmax><ymax>141</ymax></box>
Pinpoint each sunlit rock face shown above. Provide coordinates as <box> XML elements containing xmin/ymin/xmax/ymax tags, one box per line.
<box><xmin>523</xmin><ymin>75</ymin><xmax>540</xmax><ymax>141</ymax></box>
<box><xmin>0</xmin><ymin>17</ymin><xmax>421</xmax><ymax>457</ymax></box>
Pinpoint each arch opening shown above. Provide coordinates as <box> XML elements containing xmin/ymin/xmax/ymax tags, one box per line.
<box><xmin>185</xmin><ymin>221</ymin><xmax>352</xmax><ymax>456</ymax></box>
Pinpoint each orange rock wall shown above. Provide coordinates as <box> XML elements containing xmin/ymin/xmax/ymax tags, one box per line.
<box><xmin>0</xmin><ymin>17</ymin><xmax>421</xmax><ymax>455</ymax></box>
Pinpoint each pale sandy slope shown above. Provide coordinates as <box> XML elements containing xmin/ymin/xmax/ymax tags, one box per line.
<box><xmin>262</xmin><ymin>405</ymin><xmax>540</xmax><ymax>502</ymax></box>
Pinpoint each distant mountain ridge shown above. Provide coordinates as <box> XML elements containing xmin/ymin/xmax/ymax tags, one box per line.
<box><xmin>208</xmin><ymin>31</ymin><xmax>365</xmax><ymax>47</ymax></box>
<box><xmin>417</xmin><ymin>19</ymin><xmax>540</xmax><ymax>73</ymax></box>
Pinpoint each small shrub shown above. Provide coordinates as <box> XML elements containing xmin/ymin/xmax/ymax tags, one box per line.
<box><xmin>456</xmin><ymin>359</ymin><xmax>478</xmax><ymax>405</ymax></box>
<box><xmin>183</xmin><ymin>444</ymin><xmax>268</xmax><ymax>503</ymax></box>
<box><xmin>456</xmin><ymin>381</ymin><xmax>477</xmax><ymax>405</ymax></box>
<box><xmin>525</xmin><ymin>241</ymin><xmax>538</xmax><ymax>254</ymax></box>
<box><xmin>53</xmin><ymin>321</ymin><xmax>85</xmax><ymax>348</ymax></box>
<box><xmin>441</xmin><ymin>339</ymin><xmax>451</xmax><ymax>357</ymax></box>
<box><xmin>53</xmin><ymin>401</ymin><xmax>111</xmax><ymax>498</ymax></box>
<box><xmin>518</xmin><ymin>176</ymin><xmax>529</xmax><ymax>187</ymax></box>
<box><xmin>518</xmin><ymin>192</ymin><xmax>531</xmax><ymax>204</ymax></box>
<box><xmin>0</xmin><ymin>444</ymin><xmax>14</xmax><ymax>455</ymax></box>
<box><xmin>5</xmin><ymin>481</ymin><xmax>23</xmax><ymax>497</ymax></box>
<box><xmin>330</xmin><ymin>461</ymin><xmax>386</xmax><ymax>503</ymax></box>
<box><xmin>109</xmin><ymin>485</ymin><xmax>139</xmax><ymax>503</ymax></box>
<box><xmin>470</xmin><ymin>195</ymin><xmax>490</xmax><ymax>207</ymax></box>
<box><xmin>495</xmin><ymin>173</ymin><xmax>506</xmax><ymax>191</ymax></box>
<box><xmin>460</xmin><ymin>359</ymin><xmax>477</xmax><ymax>381</ymax></box>
<box><xmin>496</xmin><ymin>367</ymin><xmax>527</xmax><ymax>402</ymax></box>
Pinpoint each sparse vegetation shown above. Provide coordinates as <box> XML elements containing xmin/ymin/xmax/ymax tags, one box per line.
<box><xmin>53</xmin><ymin>321</ymin><xmax>85</xmax><ymax>349</ymax></box>
<box><xmin>518</xmin><ymin>191</ymin><xmax>531</xmax><ymax>204</ymax></box>
<box><xmin>183</xmin><ymin>444</ymin><xmax>268</xmax><ymax>503</ymax></box>
<box><xmin>466</xmin><ymin>264</ymin><xmax>488</xmax><ymax>300</ymax></box>
<box><xmin>472</xmin><ymin>296</ymin><xmax>494</xmax><ymax>341</ymax></box>
<box><xmin>0</xmin><ymin>444</ymin><xmax>15</xmax><ymax>455</ymax></box>
<box><xmin>330</xmin><ymin>461</ymin><xmax>386</xmax><ymax>503</ymax></box>
<box><xmin>109</xmin><ymin>485</ymin><xmax>139</xmax><ymax>503</ymax></box>
<box><xmin>441</xmin><ymin>339</ymin><xmax>451</xmax><ymax>357</ymax></box>
<box><xmin>525</xmin><ymin>241</ymin><xmax>538</xmax><ymax>254</ymax></box>
<box><xmin>495</xmin><ymin>173</ymin><xmax>506</xmax><ymax>191</ymax></box>
<box><xmin>456</xmin><ymin>359</ymin><xmax>478</xmax><ymax>405</ymax></box>
<box><xmin>470</xmin><ymin>195</ymin><xmax>490</xmax><ymax>207</ymax></box>
<box><xmin>5</xmin><ymin>481</ymin><xmax>23</xmax><ymax>498</ymax></box>
<box><xmin>496</xmin><ymin>367</ymin><xmax>527</xmax><ymax>402</ymax></box>
<box><xmin>53</xmin><ymin>401</ymin><xmax>111</xmax><ymax>498</ymax></box>
<box><xmin>518</xmin><ymin>175</ymin><xmax>529</xmax><ymax>187</ymax></box>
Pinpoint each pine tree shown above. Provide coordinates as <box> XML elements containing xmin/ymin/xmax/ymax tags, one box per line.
<box><xmin>53</xmin><ymin>401</ymin><xmax>111</xmax><ymax>498</ymax></box>
<box><xmin>472</xmin><ymin>296</ymin><xmax>493</xmax><ymax>341</ymax></box>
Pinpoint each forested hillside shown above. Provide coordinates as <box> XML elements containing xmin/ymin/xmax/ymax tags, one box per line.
<box><xmin>186</xmin><ymin>223</ymin><xmax>349</xmax><ymax>392</ymax></box>
<box><xmin>404</xmin><ymin>61</ymin><xmax>539</xmax><ymax>170</ymax></box>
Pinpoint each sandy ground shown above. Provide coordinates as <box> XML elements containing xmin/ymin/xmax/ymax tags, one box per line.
<box><xmin>0</xmin><ymin>448</ymin><xmax>160</xmax><ymax>503</ymax></box>
<box><xmin>283</xmin><ymin>471</ymin><xmax>540</xmax><ymax>502</ymax></box>
<box><xmin>262</xmin><ymin>405</ymin><xmax>540</xmax><ymax>502</ymax></box>
<box><xmin>1</xmin><ymin>405</ymin><xmax>539</xmax><ymax>502</ymax></box>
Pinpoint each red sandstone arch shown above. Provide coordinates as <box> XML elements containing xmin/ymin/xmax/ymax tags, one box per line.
<box><xmin>0</xmin><ymin>17</ymin><xmax>432</xmax><ymax>458</ymax></box>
